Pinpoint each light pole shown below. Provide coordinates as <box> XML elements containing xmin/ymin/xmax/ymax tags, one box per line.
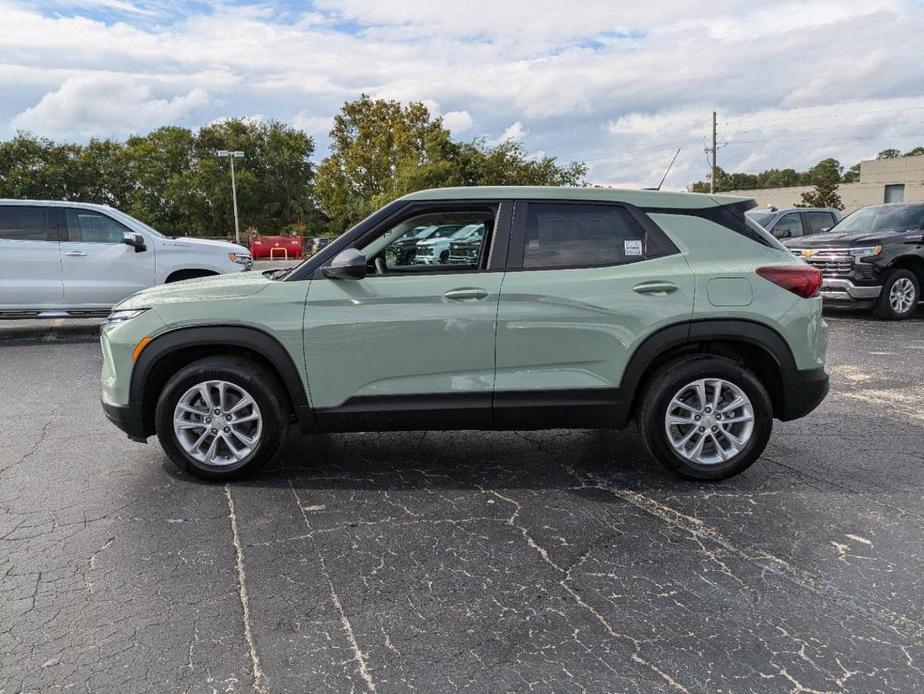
<box><xmin>217</xmin><ymin>150</ymin><xmax>244</xmax><ymax>245</ymax></box>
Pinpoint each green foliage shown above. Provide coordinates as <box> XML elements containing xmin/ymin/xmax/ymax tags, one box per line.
<box><xmin>0</xmin><ymin>120</ymin><xmax>316</xmax><ymax>238</ymax></box>
<box><xmin>799</xmin><ymin>158</ymin><xmax>843</xmax><ymax>210</ymax></box>
<box><xmin>842</xmin><ymin>163</ymin><xmax>861</xmax><ymax>183</ymax></box>
<box><xmin>903</xmin><ymin>146</ymin><xmax>924</xmax><ymax>157</ymax></box>
<box><xmin>315</xmin><ymin>95</ymin><xmax>586</xmax><ymax>232</ymax></box>
<box><xmin>1</xmin><ymin>98</ymin><xmax>587</xmax><ymax>237</ymax></box>
<box><xmin>877</xmin><ymin>148</ymin><xmax>901</xmax><ymax>159</ymax></box>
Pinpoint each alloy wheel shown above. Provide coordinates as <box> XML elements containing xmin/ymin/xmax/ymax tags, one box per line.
<box><xmin>889</xmin><ymin>277</ymin><xmax>916</xmax><ymax>314</ymax></box>
<box><xmin>173</xmin><ymin>380</ymin><xmax>262</xmax><ymax>466</ymax></box>
<box><xmin>664</xmin><ymin>378</ymin><xmax>754</xmax><ymax>465</ymax></box>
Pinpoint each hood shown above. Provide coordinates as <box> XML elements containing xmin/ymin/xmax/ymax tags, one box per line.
<box><xmin>784</xmin><ymin>228</ymin><xmax>912</xmax><ymax>249</ymax></box>
<box><xmin>159</xmin><ymin>237</ymin><xmax>249</xmax><ymax>255</ymax></box>
<box><xmin>115</xmin><ymin>271</ymin><xmax>271</xmax><ymax>309</ymax></box>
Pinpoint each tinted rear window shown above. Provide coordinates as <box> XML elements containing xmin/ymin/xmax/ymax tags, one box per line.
<box><xmin>523</xmin><ymin>203</ymin><xmax>650</xmax><ymax>269</ymax></box>
<box><xmin>0</xmin><ymin>206</ymin><xmax>52</xmax><ymax>241</ymax></box>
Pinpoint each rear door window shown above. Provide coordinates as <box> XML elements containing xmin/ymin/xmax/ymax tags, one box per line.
<box><xmin>520</xmin><ymin>203</ymin><xmax>668</xmax><ymax>269</ymax></box>
<box><xmin>772</xmin><ymin>213</ymin><xmax>804</xmax><ymax>239</ymax></box>
<box><xmin>65</xmin><ymin>209</ymin><xmax>129</xmax><ymax>243</ymax></box>
<box><xmin>802</xmin><ymin>211</ymin><xmax>836</xmax><ymax>235</ymax></box>
<box><xmin>0</xmin><ymin>206</ymin><xmax>54</xmax><ymax>241</ymax></box>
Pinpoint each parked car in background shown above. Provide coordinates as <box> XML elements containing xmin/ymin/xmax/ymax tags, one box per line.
<box><xmin>391</xmin><ymin>223</ymin><xmax>466</xmax><ymax>265</ymax></box>
<box><xmin>746</xmin><ymin>206</ymin><xmax>842</xmax><ymax>240</ymax></box>
<box><xmin>785</xmin><ymin>202</ymin><xmax>924</xmax><ymax>319</ymax></box>
<box><xmin>413</xmin><ymin>223</ymin><xmax>485</xmax><ymax>264</ymax></box>
<box><xmin>0</xmin><ymin>200</ymin><xmax>252</xmax><ymax>318</ymax></box>
<box><xmin>100</xmin><ymin>186</ymin><xmax>828</xmax><ymax>483</ymax></box>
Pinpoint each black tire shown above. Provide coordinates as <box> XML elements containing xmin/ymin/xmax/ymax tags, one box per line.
<box><xmin>439</xmin><ymin>250</ymin><xmax>449</xmax><ymax>264</ymax></box>
<box><xmin>638</xmin><ymin>355</ymin><xmax>773</xmax><ymax>481</ymax></box>
<box><xmin>873</xmin><ymin>269</ymin><xmax>919</xmax><ymax>320</ymax></box>
<box><xmin>154</xmin><ymin>356</ymin><xmax>288</xmax><ymax>481</ymax></box>
<box><xmin>165</xmin><ymin>270</ymin><xmax>217</xmax><ymax>283</ymax></box>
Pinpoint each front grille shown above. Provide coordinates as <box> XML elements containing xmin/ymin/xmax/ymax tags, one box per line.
<box><xmin>449</xmin><ymin>245</ymin><xmax>478</xmax><ymax>264</ymax></box>
<box><xmin>791</xmin><ymin>249</ymin><xmax>854</xmax><ymax>277</ymax></box>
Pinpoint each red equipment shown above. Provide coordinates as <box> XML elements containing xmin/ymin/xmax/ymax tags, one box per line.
<box><xmin>248</xmin><ymin>235</ymin><xmax>304</xmax><ymax>260</ymax></box>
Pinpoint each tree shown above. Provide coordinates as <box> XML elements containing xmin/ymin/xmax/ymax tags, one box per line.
<box><xmin>315</xmin><ymin>95</ymin><xmax>460</xmax><ymax>232</ymax></box>
<box><xmin>315</xmin><ymin>95</ymin><xmax>586</xmax><ymax>232</ymax></box>
<box><xmin>903</xmin><ymin>146</ymin><xmax>924</xmax><ymax>157</ymax></box>
<box><xmin>842</xmin><ymin>163</ymin><xmax>861</xmax><ymax>183</ymax></box>
<box><xmin>877</xmin><ymin>148</ymin><xmax>901</xmax><ymax>159</ymax></box>
<box><xmin>800</xmin><ymin>158</ymin><xmax>843</xmax><ymax>210</ymax></box>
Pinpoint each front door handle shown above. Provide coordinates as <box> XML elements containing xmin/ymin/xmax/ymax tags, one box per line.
<box><xmin>64</xmin><ymin>251</ymin><xmax>88</xmax><ymax>257</ymax></box>
<box><xmin>633</xmin><ymin>281</ymin><xmax>678</xmax><ymax>295</ymax></box>
<box><xmin>443</xmin><ymin>288</ymin><xmax>489</xmax><ymax>301</ymax></box>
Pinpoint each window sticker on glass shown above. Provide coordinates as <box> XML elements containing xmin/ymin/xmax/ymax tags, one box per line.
<box><xmin>624</xmin><ymin>239</ymin><xmax>643</xmax><ymax>256</ymax></box>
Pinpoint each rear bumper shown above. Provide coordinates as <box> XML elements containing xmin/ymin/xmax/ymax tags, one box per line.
<box><xmin>778</xmin><ymin>367</ymin><xmax>829</xmax><ymax>421</ymax></box>
<box><xmin>101</xmin><ymin>398</ymin><xmax>148</xmax><ymax>442</ymax></box>
<box><xmin>820</xmin><ymin>278</ymin><xmax>881</xmax><ymax>302</ymax></box>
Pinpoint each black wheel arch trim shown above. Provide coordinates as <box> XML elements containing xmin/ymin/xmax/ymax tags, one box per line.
<box><xmin>129</xmin><ymin>325</ymin><xmax>317</xmax><ymax>437</ymax></box>
<box><xmin>616</xmin><ymin>317</ymin><xmax>821</xmax><ymax>424</ymax></box>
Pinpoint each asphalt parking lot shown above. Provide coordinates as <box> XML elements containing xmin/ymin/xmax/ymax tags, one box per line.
<box><xmin>1</xmin><ymin>309</ymin><xmax>923</xmax><ymax>693</ymax></box>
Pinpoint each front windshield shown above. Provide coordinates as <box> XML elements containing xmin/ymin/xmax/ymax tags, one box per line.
<box><xmin>746</xmin><ymin>211</ymin><xmax>775</xmax><ymax>228</ymax></box>
<box><xmin>832</xmin><ymin>204</ymin><xmax>924</xmax><ymax>233</ymax></box>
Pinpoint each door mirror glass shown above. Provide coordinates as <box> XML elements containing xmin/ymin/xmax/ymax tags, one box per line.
<box><xmin>323</xmin><ymin>248</ymin><xmax>367</xmax><ymax>280</ymax></box>
<box><xmin>123</xmin><ymin>231</ymin><xmax>146</xmax><ymax>252</ymax></box>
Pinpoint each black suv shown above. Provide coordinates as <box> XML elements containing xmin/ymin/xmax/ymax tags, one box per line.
<box><xmin>785</xmin><ymin>203</ymin><xmax>924</xmax><ymax>319</ymax></box>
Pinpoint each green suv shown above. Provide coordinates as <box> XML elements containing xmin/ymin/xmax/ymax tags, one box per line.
<box><xmin>101</xmin><ymin>187</ymin><xmax>829</xmax><ymax>481</ymax></box>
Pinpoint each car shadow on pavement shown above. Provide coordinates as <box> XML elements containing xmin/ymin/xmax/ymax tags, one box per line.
<box><xmin>176</xmin><ymin>427</ymin><xmax>798</xmax><ymax>498</ymax></box>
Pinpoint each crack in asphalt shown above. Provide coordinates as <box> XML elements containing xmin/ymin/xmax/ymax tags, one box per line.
<box><xmin>288</xmin><ymin>478</ymin><xmax>378</xmax><ymax>693</ymax></box>
<box><xmin>224</xmin><ymin>484</ymin><xmax>268</xmax><ymax>694</ymax></box>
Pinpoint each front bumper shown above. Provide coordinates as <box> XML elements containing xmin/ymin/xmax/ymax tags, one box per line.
<box><xmin>101</xmin><ymin>397</ymin><xmax>147</xmax><ymax>442</ymax></box>
<box><xmin>779</xmin><ymin>367</ymin><xmax>830</xmax><ymax>421</ymax></box>
<box><xmin>819</xmin><ymin>278</ymin><xmax>881</xmax><ymax>302</ymax></box>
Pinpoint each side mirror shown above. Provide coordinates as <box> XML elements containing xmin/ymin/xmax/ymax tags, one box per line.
<box><xmin>123</xmin><ymin>232</ymin><xmax>146</xmax><ymax>252</ymax></box>
<box><xmin>820</xmin><ymin>227</ymin><xmax>830</xmax><ymax>233</ymax></box>
<box><xmin>323</xmin><ymin>248</ymin><xmax>367</xmax><ymax>280</ymax></box>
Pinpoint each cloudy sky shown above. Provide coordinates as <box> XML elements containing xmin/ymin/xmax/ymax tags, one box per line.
<box><xmin>3</xmin><ymin>0</ymin><xmax>924</xmax><ymax>188</ymax></box>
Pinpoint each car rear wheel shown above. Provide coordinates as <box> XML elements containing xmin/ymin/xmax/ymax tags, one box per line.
<box><xmin>873</xmin><ymin>269</ymin><xmax>919</xmax><ymax>320</ymax></box>
<box><xmin>638</xmin><ymin>356</ymin><xmax>773</xmax><ymax>480</ymax></box>
<box><xmin>154</xmin><ymin>357</ymin><xmax>288</xmax><ymax>481</ymax></box>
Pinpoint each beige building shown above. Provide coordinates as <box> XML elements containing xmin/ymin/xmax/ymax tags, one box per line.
<box><xmin>726</xmin><ymin>154</ymin><xmax>924</xmax><ymax>213</ymax></box>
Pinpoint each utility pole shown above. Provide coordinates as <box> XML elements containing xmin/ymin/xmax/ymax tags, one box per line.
<box><xmin>710</xmin><ymin>111</ymin><xmax>717</xmax><ymax>194</ymax></box>
<box><xmin>217</xmin><ymin>150</ymin><xmax>244</xmax><ymax>245</ymax></box>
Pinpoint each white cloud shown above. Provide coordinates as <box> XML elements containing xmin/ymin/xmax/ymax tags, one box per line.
<box><xmin>499</xmin><ymin>121</ymin><xmax>527</xmax><ymax>142</ymax></box>
<box><xmin>441</xmin><ymin>110</ymin><xmax>473</xmax><ymax>134</ymax></box>
<box><xmin>12</xmin><ymin>74</ymin><xmax>208</xmax><ymax>138</ymax></box>
<box><xmin>291</xmin><ymin>112</ymin><xmax>334</xmax><ymax>136</ymax></box>
<box><xmin>1</xmin><ymin>0</ymin><xmax>923</xmax><ymax>187</ymax></box>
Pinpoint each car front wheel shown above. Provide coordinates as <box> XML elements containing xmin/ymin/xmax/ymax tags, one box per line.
<box><xmin>154</xmin><ymin>357</ymin><xmax>288</xmax><ymax>481</ymax></box>
<box><xmin>873</xmin><ymin>269</ymin><xmax>919</xmax><ymax>320</ymax></box>
<box><xmin>638</xmin><ymin>356</ymin><xmax>773</xmax><ymax>480</ymax></box>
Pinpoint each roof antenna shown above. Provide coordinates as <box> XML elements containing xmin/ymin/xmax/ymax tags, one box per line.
<box><xmin>655</xmin><ymin>147</ymin><xmax>682</xmax><ymax>191</ymax></box>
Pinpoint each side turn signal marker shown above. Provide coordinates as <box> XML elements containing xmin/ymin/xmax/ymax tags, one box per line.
<box><xmin>132</xmin><ymin>336</ymin><xmax>153</xmax><ymax>361</ymax></box>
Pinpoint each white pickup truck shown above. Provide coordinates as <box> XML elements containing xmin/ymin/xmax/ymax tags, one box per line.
<box><xmin>0</xmin><ymin>200</ymin><xmax>252</xmax><ymax>318</ymax></box>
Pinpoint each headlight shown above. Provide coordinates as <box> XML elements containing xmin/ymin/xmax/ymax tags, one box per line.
<box><xmin>848</xmin><ymin>246</ymin><xmax>882</xmax><ymax>260</ymax></box>
<box><xmin>228</xmin><ymin>253</ymin><xmax>253</xmax><ymax>265</ymax></box>
<box><xmin>103</xmin><ymin>308</ymin><xmax>149</xmax><ymax>325</ymax></box>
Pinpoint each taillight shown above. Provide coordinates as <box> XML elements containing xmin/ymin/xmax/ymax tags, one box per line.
<box><xmin>756</xmin><ymin>265</ymin><xmax>823</xmax><ymax>298</ymax></box>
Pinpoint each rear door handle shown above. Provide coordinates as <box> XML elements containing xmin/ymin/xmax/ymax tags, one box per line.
<box><xmin>633</xmin><ymin>281</ymin><xmax>678</xmax><ymax>295</ymax></box>
<box><xmin>64</xmin><ymin>251</ymin><xmax>87</xmax><ymax>257</ymax></box>
<box><xmin>443</xmin><ymin>288</ymin><xmax>489</xmax><ymax>301</ymax></box>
